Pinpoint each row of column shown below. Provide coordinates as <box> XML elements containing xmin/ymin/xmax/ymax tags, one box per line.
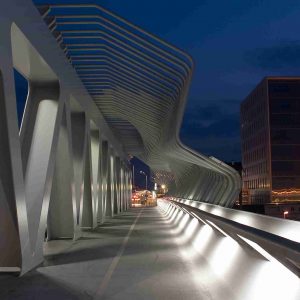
<box><xmin>0</xmin><ymin>20</ymin><xmax>132</xmax><ymax>275</ymax></box>
<box><xmin>0</xmin><ymin>78</ymin><xmax>132</xmax><ymax>274</ymax></box>
<box><xmin>47</xmin><ymin>109</ymin><xmax>132</xmax><ymax>241</ymax></box>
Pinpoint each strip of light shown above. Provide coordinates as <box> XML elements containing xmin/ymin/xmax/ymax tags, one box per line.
<box><xmin>237</xmin><ymin>234</ymin><xmax>274</xmax><ymax>262</ymax></box>
<box><xmin>206</xmin><ymin>220</ymin><xmax>229</xmax><ymax>237</ymax></box>
<box><xmin>190</xmin><ymin>211</ymin><xmax>208</xmax><ymax>225</ymax></box>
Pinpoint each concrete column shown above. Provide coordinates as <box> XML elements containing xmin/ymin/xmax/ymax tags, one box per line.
<box><xmin>81</xmin><ymin>121</ymin><xmax>93</xmax><ymax>228</ymax></box>
<box><xmin>70</xmin><ymin>111</ymin><xmax>86</xmax><ymax>239</ymax></box>
<box><xmin>90</xmin><ymin>127</ymin><xmax>100</xmax><ymax>228</ymax></box>
<box><xmin>0</xmin><ymin>67</ymin><xmax>24</xmax><ymax>272</ymax></box>
<box><xmin>23</xmin><ymin>85</ymin><xmax>63</xmax><ymax>272</ymax></box>
<box><xmin>106</xmin><ymin>147</ymin><xmax>114</xmax><ymax>217</ymax></box>
<box><xmin>97</xmin><ymin>135</ymin><xmax>103</xmax><ymax>224</ymax></box>
<box><xmin>114</xmin><ymin>157</ymin><xmax>121</xmax><ymax>215</ymax></box>
<box><xmin>101</xmin><ymin>141</ymin><xmax>108</xmax><ymax>220</ymax></box>
<box><xmin>120</xmin><ymin>164</ymin><xmax>124</xmax><ymax>212</ymax></box>
<box><xmin>47</xmin><ymin>104</ymin><xmax>75</xmax><ymax>240</ymax></box>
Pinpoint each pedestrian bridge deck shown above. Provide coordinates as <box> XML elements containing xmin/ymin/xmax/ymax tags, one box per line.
<box><xmin>0</xmin><ymin>203</ymin><xmax>299</xmax><ymax>300</ymax></box>
<box><xmin>0</xmin><ymin>206</ymin><xmax>230</xmax><ymax>300</ymax></box>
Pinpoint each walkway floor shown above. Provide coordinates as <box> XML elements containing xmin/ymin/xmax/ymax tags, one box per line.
<box><xmin>0</xmin><ymin>206</ymin><xmax>214</xmax><ymax>300</ymax></box>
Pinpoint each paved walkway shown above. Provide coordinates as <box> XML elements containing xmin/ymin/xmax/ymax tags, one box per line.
<box><xmin>0</xmin><ymin>206</ymin><xmax>212</xmax><ymax>300</ymax></box>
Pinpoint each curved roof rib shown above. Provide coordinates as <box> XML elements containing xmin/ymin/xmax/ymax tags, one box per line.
<box><xmin>36</xmin><ymin>2</ymin><xmax>241</xmax><ymax>207</ymax></box>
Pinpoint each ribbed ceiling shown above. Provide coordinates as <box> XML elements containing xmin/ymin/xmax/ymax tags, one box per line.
<box><xmin>36</xmin><ymin>3</ymin><xmax>192</xmax><ymax>160</ymax></box>
<box><xmin>35</xmin><ymin>2</ymin><xmax>240</xmax><ymax>207</ymax></box>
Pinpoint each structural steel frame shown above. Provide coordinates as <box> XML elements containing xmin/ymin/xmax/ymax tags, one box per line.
<box><xmin>0</xmin><ymin>0</ymin><xmax>240</xmax><ymax>274</ymax></box>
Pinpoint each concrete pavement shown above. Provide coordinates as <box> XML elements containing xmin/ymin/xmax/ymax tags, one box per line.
<box><xmin>0</xmin><ymin>206</ymin><xmax>216</xmax><ymax>300</ymax></box>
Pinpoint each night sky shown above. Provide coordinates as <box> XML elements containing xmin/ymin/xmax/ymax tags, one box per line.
<box><xmin>21</xmin><ymin>0</ymin><xmax>300</xmax><ymax>164</ymax></box>
<box><xmin>94</xmin><ymin>0</ymin><xmax>300</xmax><ymax>162</ymax></box>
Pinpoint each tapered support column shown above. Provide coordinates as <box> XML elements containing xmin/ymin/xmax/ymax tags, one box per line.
<box><xmin>114</xmin><ymin>157</ymin><xmax>121</xmax><ymax>215</ymax></box>
<box><xmin>47</xmin><ymin>103</ymin><xmax>76</xmax><ymax>240</ymax></box>
<box><xmin>70</xmin><ymin>111</ymin><xmax>86</xmax><ymax>239</ymax></box>
<box><xmin>97</xmin><ymin>136</ymin><xmax>103</xmax><ymax>224</ymax></box>
<box><xmin>22</xmin><ymin>83</ymin><xmax>62</xmax><ymax>272</ymax></box>
<box><xmin>120</xmin><ymin>164</ymin><xmax>124</xmax><ymax>212</ymax></box>
<box><xmin>101</xmin><ymin>140</ymin><xmax>109</xmax><ymax>222</ymax></box>
<box><xmin>0</xmin><ymin>68</ymin><xmax>24</xmax><ymax>272</ymax></box>
<box><xmin>106</xmin><ymin>147</ymin><xmax>115</xmax><ymax>217</ymax></box>
<box><xmin>90</xmin><ymin>128</ymin><xmax>100</xmax><ymax>228</ymax></box>
<box><xmin>81</xmin><ymin>121</ymin><xmax>93</xmax><ymax>228</ymax></box>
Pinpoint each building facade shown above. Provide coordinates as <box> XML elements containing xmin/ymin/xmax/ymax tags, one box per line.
<box><xmin>226</xmin><ymin>162</ymin><xmax>244</xmax><ymax>205</ymax></box>
<box><xmin>241</xmin><ymin>77</ymin><xmax>300</xmax><ymax>205</ymax></box>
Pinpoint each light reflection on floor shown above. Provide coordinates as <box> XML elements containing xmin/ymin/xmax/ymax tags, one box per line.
<box><xmin>158</xmin><ymin>199</ymin><xmax>300</xmax><ymax>300</ymax></box>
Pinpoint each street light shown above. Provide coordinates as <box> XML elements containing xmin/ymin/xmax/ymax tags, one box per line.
<box><xmin>140</xmin><ymin>171</ymin><xmax>148</xmax><ymax>190</ymax></box>
<box><xmin>132</xmin><ymin>164</ymin><xmax>135</xmax><ymax>190</ymax></box>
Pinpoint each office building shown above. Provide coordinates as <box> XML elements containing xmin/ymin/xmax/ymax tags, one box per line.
<box><xmin>241</xmin><ymin>77</ymin><xmax>300</xmax><ymax>206</ymax></box>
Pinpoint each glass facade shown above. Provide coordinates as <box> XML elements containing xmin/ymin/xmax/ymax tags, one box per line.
<box><xmin>241</xmin><ymin>79</ymin><xmax>270</xmax><ymax>204</ymax></box>
<box><xmin>269</xmin><ymin>79</ymin><xmax>300</xmax><ymax>202</ymax></box>
<box><xmin>241</xmin><ymin>78</ymin><xmax>300</xmax><ymax>204</ymax></box>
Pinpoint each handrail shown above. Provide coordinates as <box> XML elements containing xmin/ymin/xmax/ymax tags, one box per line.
<box><xmin>165</xmin><ymin>198</ymin><xmax>300</xmax><ymax>277</ymax></box>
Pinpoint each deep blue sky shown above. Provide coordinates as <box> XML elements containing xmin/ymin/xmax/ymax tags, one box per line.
<box><xmin>94</xmin><ymin>0</ymin><xmax>300</xmax><ymax>161</ymax></box>
<box><xmin>32</xmin><ymin>0</ymin><xmax>300</xmax><ymax>161</ymax></box>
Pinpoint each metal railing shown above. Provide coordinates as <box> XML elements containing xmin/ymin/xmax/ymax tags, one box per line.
<box><xmin>164</xmin><ymin>197</ymin><xmax>300</xmax><ymax>277</ymax></box>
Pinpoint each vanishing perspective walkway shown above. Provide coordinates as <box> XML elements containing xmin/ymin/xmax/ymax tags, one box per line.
<box><xmin>0</xmin><ymin>206</ymin><xmax>221</xmax><ymax>300</ymax></box>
